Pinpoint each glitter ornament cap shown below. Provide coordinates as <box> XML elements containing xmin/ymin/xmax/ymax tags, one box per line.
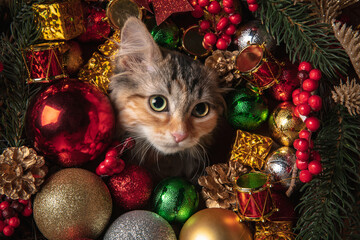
<box><xmin>106</xmin><ymin>0</ymin><xmax>143</xmax><ymax>30</ymax></box>
<box><xmin>104</xmin><ymin>210</ymin><xmax>177</xmax><ymax>240</ymax></box>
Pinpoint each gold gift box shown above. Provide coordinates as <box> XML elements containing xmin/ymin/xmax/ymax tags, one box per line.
<box><xmin>33</xmin><ymin>0</ymin><xmax>85</xmax><ymax>40</ymax></box>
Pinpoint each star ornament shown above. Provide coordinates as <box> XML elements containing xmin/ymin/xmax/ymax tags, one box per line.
<box><xmin>134</xmin><ymin>0</ymin><xmax>194</xmax><ymax>25</ymax></box>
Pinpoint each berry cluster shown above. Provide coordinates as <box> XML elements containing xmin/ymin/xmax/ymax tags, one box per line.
<box><xmin>246</xmin><ymin>0</ymin><xmax>259</xmax><ymax>12</ymax></box>
<box><xmin>191</xmin><ymin>0</ymin><xmax>242</xmax><ymax>50</ymax></box>
<box><xmin>292</xmin><ymin>61</ymin><xmax>323</xmax><ymax>183</ymax></box>
<box><xmin>0</xmin><ymin>195</ymin><xmax>32</xmax><ymax>237</ymax></box>
<box><xmin>96</xmin><ymin>137</ymin><xmax>135</xmax><ymax>176</ymax></box>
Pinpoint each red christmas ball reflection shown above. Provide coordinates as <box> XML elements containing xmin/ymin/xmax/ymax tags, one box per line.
<box><xmin>270</xmin><ymin>63</ymin><xmax>299</xmax><ymax>101</ymax></box>
<box><xmin>107</xmin><ymin>165</ymin><xmax>153</xmax><ymax>210</ymax></box>
<box><xmin>26</xmin><ymin>79</ymin><xmax>115</xmax><ymax>167</ymax></box>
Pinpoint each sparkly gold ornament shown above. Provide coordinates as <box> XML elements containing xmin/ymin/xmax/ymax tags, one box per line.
<box><xmin>0</xmin><ymin>146</ymin><xmax>47</xmax><ymax>200</ymax></box>
<box><xmin>33</xmin><ymin>168</ymin><xmax>112</xmax><ymax>240</ymax></box>
<box><xmin>229</xmin><ymin>129</ymin><xmax>273</xmax><ymax>169</ymax></box>
<box><xmin>268</xmin><ymin>102</ymin><xmax>306</xmax><ymax>146</ymax></box>
<box><xmin>32</xmin><ymin>0</ymin><xmax>85</xmax><ymax>40</ymax></box>
<box><xmin>179</xmin><ymin>208</ymin><xmax>253</xmax><ymax>240</ymax></box>
<box><xmin>254</xmin><ymin>221</ymin><xmax>295</xmax><ymax>240</ymax></box>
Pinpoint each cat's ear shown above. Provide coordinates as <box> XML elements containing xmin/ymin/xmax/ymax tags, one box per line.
<box><xmin>116</xmin><ymin>17</ymin><xmax>162</xmax><ymax>69</ymax></box>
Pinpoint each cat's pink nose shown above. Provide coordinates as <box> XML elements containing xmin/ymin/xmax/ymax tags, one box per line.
<box><xmin>171</xmin><ymin>132</ymin><xmax>188</xmax><ymax>143</ymax></box>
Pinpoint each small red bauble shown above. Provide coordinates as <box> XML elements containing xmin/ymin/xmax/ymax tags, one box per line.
<box><xmin>107</xmin><ymin>165</ymin><xmax>153</xmax><ymax>210</ymax></box>
<box><xmin>302</xmin><ymin>78</ymin><xmax>319</xmax><ymax>92</ymax></box>
<box><xmin>104</xmin><ymin>156</ymin><xmax>118</xmax><ymax>169</ymax></box>
<box><xmin>96</xmin><ymin>162</ymin><xmax>107</xmax><ymax>175</ymax></box>
<box><xmin>298</xmin><ymin>103</ymin><xmax>311</xmax><ymax>116</ymax></box>
<box><xmin>229</xmin><ymin>13</ymin><xmax>242</xmax><ymax>25</ymax></box>
<box><xmin>0</xmin><ymin>201</ymin><xmax>10</xmax><ymax>210</ymax></box>
<box><xmin>294</xmin><ymin>138</ymin><xmax>309</xmax><ymax>151</ymax></box>
<box><xmin>22</xmin><ymin>206</ymin><xmax>33</xmax><ymax>217</ymax></box>
<box><xmin>208</xmin><ymin>1</ymin><xmax>221</xmax><ymax>14</ymax></box>
<box><xmin>271</xmin><ymin>63</ymin><xmax>300</xmax><ymax>101</ymax></box>
<box><xmin>309</xmin><ymin>69</ymin><xmax>322</xmax><ymax>81</ymax></box>
<box><xmin>8</xmin><ymin>217</ymin><xmax>20</xmax><ymax>228</ymax></box>
<box><xmin>204</xmin><ymin>32</ymin><xmax>217</xmax><ymax>46</ymax></box>
<box><xmin>224</xmin><ymin>7</ymin><xmax>235</xmax><ymax>13</ymax></box>
<box><xmin>298</xmin><ymin>91</ymin><xmax>311</xmax><ymax>104</ymax></box>
<box><xmin>296</xmin><ymin>158</ymin><xmax>309</xmax><ymax>170</ymax></box>
<box><xmin>299</xmin><ymin>170</ymin><xmax>313</xmax><ymax>183</ymax></box>
<box><xmin>216</xmin><ymin>17</ymin><xmax>229</xmax><ymax>31</ymax></box>
<box><xmin>308</xmin><ymin>95</ymin><xmax>322</xmax><ymax>111</ymax></box>
<box><xmin>200</xmin><ymin>20</ymin><xmax>211</xmax><ymax>31</ymax></box>
<box><xmin>191</xmin><ymin>5</ymin><xmax>204</xmax><ymax>18</ymax></box>
<box><xmin>3</xmin><ymin>225</ymin><xmax>14</xmax><ymax>236</ymax></box>
<box><xmin>216</xmin><ymin>38</ymin><xmax>229</xmax><ymax>50</ymax></box>
<box><xmin>198</xmin><ymin>0</ymin><xmax>210</xmax><ymax>7</ymax></box>
<box><xmin>299</xmin><ymin>129</ymin><xmax>311</xmax><ymax>140</ymax></box>
<box><xmin>296</xmin><ymin>150</ymin><xmax>310</xmax><ymax>161</ymax></box>
<box><xmin>308</xmin><ymin>160</ymin><xmax>322</xmax><ymax>175</ymax></box>
<box><xmin>222</xmin><ymin>0</ymin><xmax>234</xmax><ymax>8</ymax></box>
<box><xmin>225</xmin><ymin>24</ymin><xmax>236</xmax><ymax>35</ymax></box>
<box><xmin>248</xmin><ymin>3</ymin><xmax>259</xmax><ymax>12</ymax></box>
<box><xmin>305</xmin><ymin>116</ymin><xmax>321</xmax><ymax>132</ymax></box>
<box><xmin>311</xmin><ymin>151</ymin><xmax>321</xmax><ymax>161</ymax></box>
<box><xmin>298</xmin><ymin>61</ymin><xmax>312</xmax><ymax>72</ymax></box>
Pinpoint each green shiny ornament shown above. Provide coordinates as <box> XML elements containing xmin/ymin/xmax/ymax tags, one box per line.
<box><xmin>227</xmin><ymin>88</ymin><xmax>269</xmax><ymax>130</ymax></box>
<box><xmin>152</xmin><ymin>177</ymin><xmax>199</xmax><ymax>224</ymax></box>
<box><xmin>151</xmin><ymin>22</ymin><xmax>180</xmax><ymax>49</ymax></box>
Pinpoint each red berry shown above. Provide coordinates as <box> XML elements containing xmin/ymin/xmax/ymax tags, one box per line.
<box><xmin>308</xmin><ymin>160</ymin><xmax>322</xmax><ymax>175</ymax></box>
<box><xmin>299</xmin><ymin>170</ymin><xmax>313</xmax><ymax>183</ymax></box>
<box><xmin>298</xmin><ymin>61</ymin><xmax>312</xmax><ymax>72</ymax></box>
<box><xmin>296</xmin><ymin>158</ymin><xmax>309</xmax><ymax>170</ymax></box>
<box><xmin>216</xmin><ymin>17</ymin><xmax>229</xmax><ymax>31</ymax></box>
<box><xmin>309</xmin><ymin>69</ymin><xmax>322</xmax><ymax>81</ymax></box>
<box><xmin>216</xmin><ymin>38</ymin><xmax>229</xmax><ymax>50</ymax></box>
<box><xmin>225</xmin><ymin>24</ymin><xmax>236</xmax><ymax>35</ymax></box>
<box><xmin>248</xmin><ymin>3</ymin><xmax>259</xmax><ymax>12</ymax></box>
<box><xmin>296</xmin><ymin>150</ymin><xmax>310</xmax><ymax>161</ymax></box>
<box><xmin>308</xmin><ymin>95</ymin><xmax>322</xmax><ymax>111</ymax></box>
<box><xmin>0</xmin><ymin>201</ymin><xmax>10</xmax><ymax>210</ymax></box>
<box><xmin>293</xmin><ymin>106</ymin><xmax>300</xmax><ymax>117</ymax></box>
<box><xmin>229</xmin><ymin>13</ymin><xmax>242</xmax><ymax>25</ymax></box>
<box><xmin>208</xmin><ymin>1</ymin><xmax>221</xmax><ymax>14</ymax></box>
<box><xmin>3</xmin><ymin>225</ymin><xmax>14</xmax><ymax>236</ymax></box>
<box><xmin>106</xmin><ymin>148</ymin><xmax>117</xmax><ymax>158</ymax></box>
<box><xmin>199</xmin><ymin>20</ymin><xmax>211</xmax><ymax>31</ymax></box>
<box><xmin>299</xmin><ymin>129</ymin><xmax>311</xmax><ymax>140</ymax></box>
<box><xmin>247</xmin><ymin>0</ymin><xmax>257</xmax><ymax>3</ymax></box>
<box><xmin>302</xmin><ymin>79</ymin><xmax>319</xmax><ymax>92</ymax></box>
<box><xmin>223</xmin><ymin>7</ymin><xmax>235</xmax><ymax>14</ymax></box>
<box><xmin>8</xmin><ymin>217</ymin><xmax>20</xmax><ymax>228</ymax></box>
<box><xmin>292</xmin><ymin>88</ymin><xmax>301</xmax><ymax>99</ymax></box>
<box><xmin>104</xmin><ymin>156</ymin><xmax>118</xmax><ymax>169</ymax></box>
<box><xmin>311</xmin><ymin>151</ymin><xmax>321</xmax><ymax>161</ymax></box>
<box><xmin>198</xmin><ymin>0</ymin><xmax>210</xmax><ymax>7</ymax></box>
<box><xmin>22</xmin><ymin>206</ymin><xmax>33</xmax><ymax>217</ymax></box>
<box><xmin>305</xmin><ymin>116</ymin><xmax>321</xmax><ymax>132</ymax></box>
<box><xmin>294</xmin><ymin>138</ymin><xmax>309</xmax><ymax>151</ymax></box>
<box><xmin>204</xmin><ymin>32</ymin><xmax>217</xmax><ymax>46</ymax></box>
<box><xmin>293</xmin><ymin>94</ymin><xmax>300</xmax><ymax>106</ymax></box>
<box><xmin>298</xmin><ymin>103</ymin><xmax>311</xmax><ymax>116</ymax></box>
<box><xmin>221</xmin><ymin>34</ymin><xmax>231</xmax><ymax>44</ymax></box>
<box><xmin>222</xmin><ymin>0</ymin><xmax>234</xmax><ymax>8</ymax></box>
<box><xmin>191</xmin><ymin>5</ymin><xmax>204</xmax><ymax>18</ymax></box>
<box><xmin>18</xmin><ymin>199</ymin><xmax>29</xmax><ymax>206</ymax></box>
<box><xmin>298</xmin><ymin>91</ymin><xmax>311</xmax><ymax>104</ymax></box>
<box><xmin>96</xmin><ymin>162</ymin><xmax>108</xmax><ymax>176</ymax></box>
<box><xmin>0</xmin><ymin>221</ymin><xmax>5</xmax><ymax>232</ymax></box>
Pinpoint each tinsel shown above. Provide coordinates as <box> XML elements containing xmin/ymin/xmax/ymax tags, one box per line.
<box><xmin>331</xmin><ymin>78</ymin><xmax>360</xmax><ymax>116</ymax></box>
<box><xmin>198</xmin><ymin>161</ymin><xmax>248</xmax><ymax>209</ymax></box>
<box><xmin>255</xmin><ymin>221</ymin><xmax>295</xmax><ymax>240</ymax></box>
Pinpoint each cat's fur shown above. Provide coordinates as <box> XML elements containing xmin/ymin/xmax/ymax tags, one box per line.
<box><xmin>109</xmin><ymin>17</ymin><xmax>226</xmax><ymax>180</ymax></box>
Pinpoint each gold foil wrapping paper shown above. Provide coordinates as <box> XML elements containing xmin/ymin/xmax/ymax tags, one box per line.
<box><xmin>33</xmin><ymin>0</ymin><xmax>85</xmax><ymax>40</ymax></box>
<box><xmin>255</xmin><ymin>221</ymin><xmax>295</xmax><ymax>240</ymax></box>
<box><xmin>230</xmin><ymin>130</ymin><xmax>273</xmax><ymax>169</ymax></box>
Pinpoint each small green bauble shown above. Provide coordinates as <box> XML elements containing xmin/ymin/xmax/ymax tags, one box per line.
<box><xmin>226</xmin><ymin>88</ymin><xmax>269</xmax><ymax>130</ymax></box>
<box><xmin>152</xmin><ymin>177</ymin><xmax>199</xmax><ymax>224</ymax></box>
<box><xmin>150</xmin><ymin>22</ymin><xmax>180</xmax><ymax>49</ymax></box>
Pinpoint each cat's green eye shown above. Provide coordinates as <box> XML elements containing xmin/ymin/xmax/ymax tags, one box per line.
<box><xmin>149</xmin><ymin>95</ymin><xmax>168</xmax><ymax>112</ymax></box>
<box><xmin>192</xmin><ymin>102</ymin><xmax>209</xmax><ymax>117</ymax></box>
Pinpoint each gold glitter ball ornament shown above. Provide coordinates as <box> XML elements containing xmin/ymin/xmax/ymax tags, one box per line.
<box><xmin>268</xmin><ymin>102</ymin><xmax>306</xmax><ymax>146</ymax></box>
<box><xmin>0</xmin><ymin>146</ymin><xmax>47</xmax><ymax>200</ymax></box>
<box><xmin>33</xmin><ymin>168</ymin><xmax>112</xmax><ymax>240</ymax></box>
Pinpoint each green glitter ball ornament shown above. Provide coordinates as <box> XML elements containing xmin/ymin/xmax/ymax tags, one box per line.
<box><xmin>150</xmin><ymin>22</ymin><xmax>180</xmax><ymax>49</ymax></box>
<box><xmin>226</xmin><ymin>88</ymin><xmax>269</xmax><ymax>130</ymax></box>
<box><xmin>152</xmin><ymin>177</ymin><xmax>199</xmax><ymax>224</ymax></box>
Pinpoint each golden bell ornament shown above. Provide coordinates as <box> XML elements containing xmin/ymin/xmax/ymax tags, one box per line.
<box><xmin>179</xmin><ymin>208</ymin><xmax>253</xmax><ymax>240</ymax></box>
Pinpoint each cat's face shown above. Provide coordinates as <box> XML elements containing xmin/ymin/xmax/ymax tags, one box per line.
<box><xmin>110</xmin><ymin>17</ymin><xmax>225</xmax><ymax>155</ymax></box>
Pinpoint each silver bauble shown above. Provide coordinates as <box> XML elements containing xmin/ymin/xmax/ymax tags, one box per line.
<box><xmin>104</xmin><ymin>210</ymin><xmax>177</xmax><ymax>240</ymax></box>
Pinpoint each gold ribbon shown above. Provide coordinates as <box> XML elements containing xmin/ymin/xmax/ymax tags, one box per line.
<box><xmin>255</xmin><ymin>221</ymin><xmax>296</xmax><ymax>240</ymax></box>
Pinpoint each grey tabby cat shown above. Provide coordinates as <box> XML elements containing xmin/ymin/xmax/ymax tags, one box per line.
<box><xmin>110</xmin><ymin>17</ymin><xmax>226</xmax><ymax>180</ymax></box>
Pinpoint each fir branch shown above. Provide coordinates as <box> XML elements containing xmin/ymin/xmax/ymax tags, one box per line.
<box><xmin>256</xmin><ymin>0</ymin><xmax>349</xmax><ymax>80</ymax></box>
<box><xmin>295</xmin><ymin>106</ymin><xmax>360</xmax><ymax>240</ymax></box>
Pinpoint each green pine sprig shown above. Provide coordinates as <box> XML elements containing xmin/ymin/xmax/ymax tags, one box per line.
<box><xmin>256</xmin><ymin>0</ymin><xmax>349</xmax><ymax>80</ymax></box>
<box><xmin>295</xmin><ymin>105</ymin><xmax>360</xmax><ymax>240</ymax></box>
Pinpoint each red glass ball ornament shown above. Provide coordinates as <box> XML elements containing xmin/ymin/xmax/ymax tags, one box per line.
<box><xmin>107</xmin><ymin>165</ymin><xmax>153</xmax><ymax>210</ymax></box>
<box><xmin>296</xmin><ymin>150</ymin><xmax>309</xmax><ymax>161</ymax></box>
<box><xmin>248</xmin><ymin>3</ymin><xmax>259</xmax><ymax>12</ymax></box>
<box><xmin>309</xmin><ymin>69</ymin><xmax>322</xmax><ymax>81</ymax></box>
<box><xmin>299</xmin><ymin>170</ymin><xmax>312</xmax><ymax>183</ymax></box>
<box><xmin>298</xmin><ymin>61</ymin><xmax>312</xmax><ymax>72</ymax></box>
<box><xmin>305</xmin><ymin>116</ymin><xmax>320</xmax><ymax>132</ymax></box>
<box><xmin>198</xmin><ymin>0</ymin><xmax>210</xmax><ymax>7</ymax></box>
<box><xmin>293</xmin><ymin>138</ymin><xmax>309</xmax><ymax>151</ymax></box>
<box><xmin>78</xmin><ymin>6</ymin><xmax>111</xmax><ymax>42</ymax></box>
<box><xmin>299</xmin><ymin>129</ymin><xmax>311</xmax><ymax>140</ymax></box>
<box><xmin>225</xmin><ymin>24</ymin><xmax>236</xmax><ymax>35</ymax></box>
<box><xmin>204</xmin><ymin>32</ymin><xmax>217</xmax><ymax>46</ymax></box>
<box><xmin>3</xmin><ymin>225</ymin><xmax>14</xmax><ymax>236</ymax></box>
<box><xmin>271</xmin><ymin>63</ymin><xmax>300</xmax><ymax>101</ymax></box>
<box><xmin>222</xmin><ymin>0</ymin><xmax>234</xmax><ymax>8</ymax></box>
<box><xmin>208</xmin><ymin>1</ymin><xmax>221</xmax><ymax>14</ymax></box>
<box><xmin>302</xmin><ymin>79</ymin><xmax>319</xmax><ymax>92</ymax></box>
<box><xmin>296</xmin><ymin>158</ymin><xmax>308</xmax><ymax>170</ymax></box>
<box><xmin>216</xmin><ymin>17</ymin><xmax>229</xmax><ymax>31</ymax></box>
<box><xmin>308</xmin><ymin>160</ymin><xmax>322</xmax><ymax>175</ymax></box>
<box><xmin>229</xmin><ymin>13</ymin><xmax>242</xmax><ymax>25</ymax></box>
<box><xmin>308</xmin><ymin>95</ymin><xmax>322</xmax><ymax>111</ymax></box>
<box><xmin>298</xmin><ymin>91</ymin><xmax>311</xmax><ymax>104</ymax></box>
<box><xmin>199</xmin><ymin>20</ymin><xmax>211</xmax><ymax>31</ymax></box>
<box><xmin>224</xmin><ymin>6</ymin><xmax>235</xmax><ymax>14</ymax></box>
<box><xmin>216</xmin><ymin>38</ymin><xmax>229</xmax><ymax>50</ymax></box>
<box><xmin>26</xmin><ymin>79</ymin><xmax>115</xmax><ymax>167</ymax></box>
<box><xmin>311</xmin><ymin>151</ymin><xmax>321</xmax><ymax>161</ymax></box>
<box><xmin>191</xmin><ymin>5</ymin><xmax>204</xmax><ymax>18</ymax></box>
<box><xmin>298</xmin><ymin>103</ymin><xmax>311</xmax><ymax>116</ymax></box>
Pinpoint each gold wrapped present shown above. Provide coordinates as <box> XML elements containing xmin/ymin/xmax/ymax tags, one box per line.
<box><xmin>98</xmin><ymin>30</ymin><xmax>121</xmax><ymax>58</ymax></box>
<box><xmin>33</xmin><ymin>0</ymin><xmax>85</xmax><ymax>40</ymax></box>
<box><xmin>229</xmin><ymin>130</ymin><xmax>273</xmax><ymax>169</ymax></box>
<box><xmin>255</xmin><ymin>221</ymin><xmax>295</xmax><ymax>240</ymax></box>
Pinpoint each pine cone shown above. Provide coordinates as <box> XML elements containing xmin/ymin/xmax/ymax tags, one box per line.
<box><xmin>332</xmin><ymin>78</ymin><xmax>360</xmax><ymax>116</ymax></box>
<box><xmin>198</xmin><ymin>161</ymin><xmax>248</xmax><ymax>209</ymax></box>
<box><xmin>0</xmin><ymin>146</ymin><xmax>48</xmax><ymax>200</ymax></box>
